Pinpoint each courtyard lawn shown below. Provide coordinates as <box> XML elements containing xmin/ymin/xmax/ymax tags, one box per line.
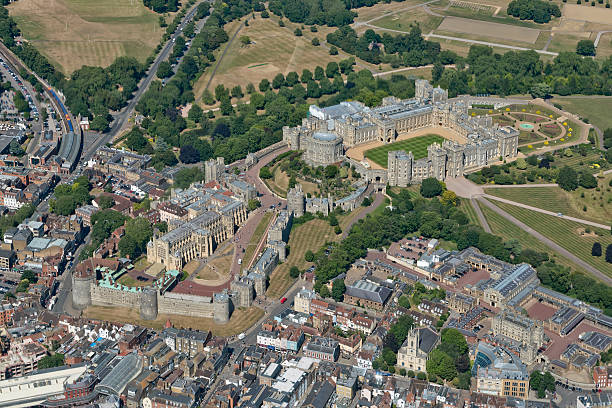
<box><xmin>364</xmin><ymin>134</ymin><xmax>446</xmax><ymax>168</ymax></box>
<box><xmin>491</xmin><ymin>201</ymin><xmax>612</xmax><ymax>278</ymax></box>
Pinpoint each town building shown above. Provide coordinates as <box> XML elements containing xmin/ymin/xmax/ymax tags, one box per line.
<box><xmin>397</xmin><ymin>327</ymin><xmax>440</xmax><ymax>372</ymax></box>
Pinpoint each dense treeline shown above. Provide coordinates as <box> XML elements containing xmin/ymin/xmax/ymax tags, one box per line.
<box><xmin>507</xmin><ymin>0</ymin><xmax>561</xmax><ymax>23</ymax></box>
<box><xmin>439</xmin><ymin>45</ymin><xmax>612</xmax><ymax>97</ymax></box>
<box><xmin>144</xmin><ymin>0</ymin><xmax>179</xmax><ymax>13</ymax></box>
<box><xmin>268</xmin><ymin>0</ymin><xmax>404</xmax><ymax>27</ymax></box>
<box><xmin>64</xmin><ymin>58</ymin><xmax>145</xmax><ymax>131</ymax></box>
<box><xmin>327</xmin><ymin>26</ymin><xmax>455</xmax><ymax>67</ymax></box>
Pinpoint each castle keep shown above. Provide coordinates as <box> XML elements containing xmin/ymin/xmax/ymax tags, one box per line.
<box><xmin>282</xmin><ymin>80</ymin><xmax>519</xmax><ymax>185</ymax></box>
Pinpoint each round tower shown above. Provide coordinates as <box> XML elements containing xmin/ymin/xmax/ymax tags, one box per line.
<box><xmin>213</xmin><ymin>292</ymin><xmax>230</xmax><ymax>324</ymax></box>
<box><xmin>72</xmin><ymin>269</ymin><xmax>93</xmax><ymax>310</ymax></box>
<box><xmin>139</xmin><ymin>288</ymin><xmax>159</xmax><ymax>321</ymax></box>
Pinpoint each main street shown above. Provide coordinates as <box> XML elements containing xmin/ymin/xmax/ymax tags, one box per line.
<box><xmin>81</xmin><ymin>0</ymin><xmax>211</xmax><ymax>161</ymax></box>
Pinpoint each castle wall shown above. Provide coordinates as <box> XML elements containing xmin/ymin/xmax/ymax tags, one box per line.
<box><xmin>158</xmin><ymin>292</ymin><xmax>216</xmax><ymax>318</ymax></box>
<box><xmin>91</xmin><ymin>285</ymin><xmax>141</xmax><ymax>308</ymax></box>
<box><xmin>72</xmin><ymin>275</ymin><xmax>92</xmax><ymax>310</ymax></box>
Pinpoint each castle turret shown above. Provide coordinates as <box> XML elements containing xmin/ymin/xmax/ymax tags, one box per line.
<box><xmin>140</xmin><ymin>288</ymin><xmax>159</xmax><ymax>321</ymax></box>
<box><xmin>213</xmin><ymin>292</ymin><xmax>231</xmax><ymax>324</ymax></box>
<box><xmin>72</xmin><ymin>268</ymin><xmax>94</xmax><ymax>310</ymax></box>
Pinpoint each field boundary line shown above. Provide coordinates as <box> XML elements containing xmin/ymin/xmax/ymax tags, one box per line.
<box><xmin>478</xmin><ymin>198</ymin><xmax>612</xmax><ymax>284</ymax></box>
<box><xmin>483</xmin><ymin>194</ymin><xmax>610</xmax><ymax>230</ymax></box>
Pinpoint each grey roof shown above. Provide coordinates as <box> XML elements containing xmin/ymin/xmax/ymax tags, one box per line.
<box><xmin>95</xmin><ymin>353</ymin><xmax>142</xmax><ymax>396</ymax></box>
<box><xmin>416</xmin><ymin>327</ymin><xmax>439</xmax><ymax>354</ymax></box>
<box><xmin>303</xmin><ymin>380</ymin><xmax>335</xmax><ymax>408</ymax></box>
<box><xmin>345</xmin><ymin>279</ymin><xmax>392</xmax><ymax>304</ymax></box>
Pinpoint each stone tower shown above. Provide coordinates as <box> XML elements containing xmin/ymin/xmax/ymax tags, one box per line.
<box><xmin>213</xmin><ymin>292</ymin><xmax>231</xmax><ymax>324</ymax></box>
<box><xmin>140</xmin><ymin>288</ymin><xmax>159</xmax><ymax>321</ymax></box>
<box><xmin>287</xmin><ymin>184</ymin><xmax>305</xmax><ymax>217</ymax></box>
<box><xmin>72</xmin><ymin>268</ymin><xmax>94</xmax><ymax>310</ymax></box>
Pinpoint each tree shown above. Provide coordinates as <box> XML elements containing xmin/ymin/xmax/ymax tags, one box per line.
<box><xmin>324</xmin><ymin>165</ymin><xmax>339</xmax><ymax>179</ymax></box>
<box><xmin>331</xmin><ymin>279</ymin><xmax>346</xmax><ymax>301</ymax></box>
<box><xmin>420</xmin><ymin>178</ymin><xmax>443</xmax><ymax>197</ymax></box>
<box><xmin>557</xmin><ymin>166</ymin><xmax>578</xmax><ymax>191</ymax></box>
<box><xmin>188</xmin><ymin>103</ymin><xmax>203</xmax><ymax>123</ymax></box>
<box><xmin>516</xmin><ymin>157</ymin><xmax>527</xmax><ymax>169</ymax></box>
<box><xmin>579</xmin><ymin>172</ymin><xmax>597</xmax><ymax>188</ymax></box>
<box><xmin>440</xmin><ymin>190</ymin><xmax>457</xmax><ymax>206</ymax></box>
<box><xmin>240</xmin><ymin>36</ymin><xmax>251</xmax><ymax>46</ymax></box>
<box><xmin>606</xmin><ymin>244</ymin><xmax>612</xmax><ymax>263</ymax></box>
<box><xmin>231</xmin><ymin>85</ymin><xmax>243</xmax><ymax>99</ymax></box>
<box><xmin>157</xmin><ymin>61</ymin><xmax>173</xmax><ymax>79</ymax></box>
<box><xmin>90</xmin><ymin>115</ymin><xmax>110</xmax><ymax>132</ymax></box>
<box><xmin>247</xmin><ymin>199</ymin><xmax>261</xmax><ymax>211</ymax></box>
<box><xmin>259</xmin><ymin>166</ymin><xmax>272</xmax><ymax>179</ymax></box>
<box><xmin>21</xmin><ymin>270</ymin><xmax>37</xmax><ymax>284</ymax></box>
<box><xmin>416</xmin><ymin>372</ymin><xmax>427</xmax><ymax>380</ymax></box>
<box><xmin>272</xmin><ymin>73</ymin><xmax>285</xmax><ymax>89</ymax></box>
<box><xmin>311</xmin><ymin>37</ymin><xmax>320</xmax><ymax>46</ymax></box>
<box><xmin>53</xmin><ymin>195</ymin><xmax>76</xmax><ymax>216</ymax></box>
<box><xmin>576</xmin><ymin>40</ymin><xmax>596</xmax><ymax>56</ymax></box>
<box><xmin>9</xmin><ymin>139</ymin><xmax>24</xmax><ymax>156</ymax></box>
<box><xmin>530</xmin><ymin>82</ymin><xmax>552</xmax><ymax>99</ymax></box>
<box><xmin>329</xmin><ymin>46</ymin><xmax>339</xmax><ymax>55</ymax></box>
<box><xmin>319</xmin><ymin>284</ymin><xmax>330</xmax><ymax>298</ymax></box>
<box><xmin>305</xmin><ymin>250</ymin><xmax>314</xmax><ymax>262</ymax></box>
<box><xmin>97</xmin><ymin>195</ymin><xmax>115</xmax><ymax>210</ymax></box>
<box><xmin>37</xmin><ymin>353</ymin><xmax>64</xmax><ymax>369</ymax></box>
<box><xmin>259</xmin><ymin>78</ymin><xmax>270</xmax><ymax>92</ymax></box>
<box><xmin>179</xmin><ymin>145</ymin><xmax>200</xmax><ymax>163</ymax></box>
<box><xmin>294</xmin><ymin>28</ymin><xmax>302</xmax><ymax>36</ymax></box>
<box><xmin>289</xmin><ymin>266</ymin><xmax>300</xmax><ymax>278</ymax></box>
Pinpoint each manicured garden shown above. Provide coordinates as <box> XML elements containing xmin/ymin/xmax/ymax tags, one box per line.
<box><xmin>364</xmin><ymin>134</ymin><xmax>446</xmax><ymax>167</ymax></box>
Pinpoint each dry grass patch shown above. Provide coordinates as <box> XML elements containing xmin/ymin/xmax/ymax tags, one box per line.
<box><xmin>437</xmin><ymin>16</ymin><xmax>540</xmax><ymax>43</ymax></box>
<box><xmin>563</xmin><ymin>4</ymin><xmax>612</xmax><ymax>25</ymax></box>
<box><xmin>84</xmin><ymin>305</ymin><xmax>264</xmax><ymax>336</ymax></box>
<box><xmin>195</xmin><ymin>14</ymin><xmax>344</xmax><ymax>98</ymax></box>
<box><xmin>267</xmin><ymin>219</ymin><xmax>338</xmax><ymax>298</ymax></box>
<box><xmin>8</xmin><ymin>0</ymin><xmax>163</xmax><ymax>73</ymax></box>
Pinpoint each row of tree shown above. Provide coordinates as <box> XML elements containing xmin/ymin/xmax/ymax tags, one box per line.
<box><xmin>507</xmin><ymin>0</ymin><xmax>561</xmax><ymax>23</ymax></box>
<box><xmin>327</xmin><ymin>26</ymin><xmax>452</xmax><ymax>68</ymax></box>
<box><xmin>144</xmin><ymin>0</ymin><xmax>179</xmax><ymax>13</ymax></box>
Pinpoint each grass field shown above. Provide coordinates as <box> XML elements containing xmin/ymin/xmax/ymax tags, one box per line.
<box><xmin>364</xmin><ymin>134</ymin><xmax>445</xmax><ymax>168</ymax></box>
<box><xmin>194</xmin><ymin>13</ymin><xmax>344</xmax><ymax>99</ymax></box>
<box><xmin>242</xmin><ymin>212</ymin><xmax>272</xmax><ymax>272</ymax></box>
<box><xmin>552</xmin><ymin>97</ymin><xmax>612</xmax><ymax>131</ymax></box>
<box><xmin>486</xmin><ymin>180</ymin><xmax>611</xmax><ymax>225</ymax></box>
<box><xmin>266</xmin><ymin>219</ymin><xmax>337</xmax><ymax>298</ymax></box>
<box><xmin>477</xmin><ymin>201</ymin><xmax>591</xmax><ymax>274</ymax></box>
<box><xmin>491</xmin><ymin>200</ymin><xmax>612</xmax><ymax>277</ymax></box>
<box><xmin>459</xmin><ymin>198</ymin><xmax>481</xmax><ymax>227</ymax></box>
<box><xmin>84</xmin><ymin>305</ymin><xmax>264</xmax><ymax>336</ymax></box>
<box><xmin>8</xmin><ymin>0</ymin><xmax>163</xmax><ymax>73</ymax></box>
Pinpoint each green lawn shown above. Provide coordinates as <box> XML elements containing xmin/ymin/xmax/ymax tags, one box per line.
<box><xmin>491</xmin><ymin>201</ymin><xmax>612</xmax><ymax>277</ymax></box>
<box><xmin>459</xmin><ymin>198</ymin><xmax>481</xmax><ymax>227</ymax></box>
<box><xmin>552</xmin><ymin>97</ymin><xmax>612</xmax><ymax>132</ymax></box>
<box><xmin>364</xmin><ymin>134</ymin><xmax>446</xmax><ymax>168</ymax></box>
<box><xmin>478</xmin><ymin>201</ymin><xmax>591</xmax><ymax>275</ymax></box>
<box><xmin>485</xmin><ymin>182</ymin><xmax>612</xmax><ymax>225</ymax></box>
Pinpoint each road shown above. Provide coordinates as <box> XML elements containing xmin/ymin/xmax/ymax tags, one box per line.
<box><xmin>0</xmin><ymin>42</ymin><xmax>74</xmax><ymax>135</ymax></box>
<box><xmin>82</xmin><ymin>0</ymin><xmax>210</xmax><ymax>161</ymax></box>
<box><xmin>470</xmin><ymin>197</ymin><xmax>491</xmax><ymax>233</ymax></box>
<box><xmin>477</xmin><ymin>197</ymin><xmax>612</xmax><ymax>285</ymax></box>
<box><xmin>483</xmin><ymin>194</ymin><xmax>611</xmax><ymax>231</ymax></box>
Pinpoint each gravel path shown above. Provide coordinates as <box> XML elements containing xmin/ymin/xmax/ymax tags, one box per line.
<box><xmin>471</xmin><ymin>198</ymin><xmax>491</xmax><ymax>233</ymax></box>
<box><xmin>479</xmin><ymin>198</ymin><xmax>612</xmax><ymax>285</ymax></box>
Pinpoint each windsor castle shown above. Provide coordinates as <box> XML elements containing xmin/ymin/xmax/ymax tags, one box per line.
<box><xmin>282</xmin><ymin>80</ymin><xmax>520</xmax><ymax>185</ymax></box>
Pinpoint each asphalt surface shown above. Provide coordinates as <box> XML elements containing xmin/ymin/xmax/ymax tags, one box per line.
<box><xmin>82</xmin><ymin>0</ymin><xmax>210</xmax><ymax>161</ymax></box>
